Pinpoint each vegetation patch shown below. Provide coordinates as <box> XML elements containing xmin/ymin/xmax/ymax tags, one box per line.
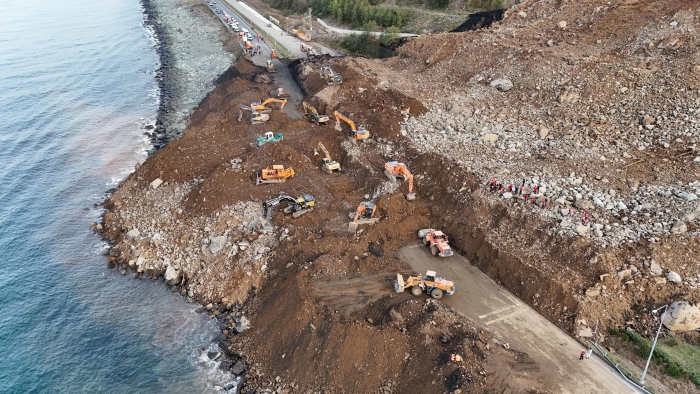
<box><xmin>609</xmin><ymin>329</ymin><xmax>700</xmax><ymax>387</ymax></box>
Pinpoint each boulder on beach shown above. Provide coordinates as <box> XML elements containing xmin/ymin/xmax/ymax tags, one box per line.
<box><xmin>164</xmin><ymin>264</ymin><xmax>181</xmax><ymax>286</ymax></box>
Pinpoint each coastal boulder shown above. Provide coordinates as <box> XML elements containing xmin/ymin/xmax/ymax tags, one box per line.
<box><xmin>664</xmin><ymin>301</ymin><xmax>700</xmax><ymax>331</ymax></box>
<box><xmin>164</xmin><ymin>264</ymin><xmax>181</xmax><ymax>286</ymax></box>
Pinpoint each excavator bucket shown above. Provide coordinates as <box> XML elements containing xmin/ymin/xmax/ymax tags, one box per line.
<box><xmin>394</xmin><ymin>274</ymin><xmax>405</xmax><ymax>293</ymax></box>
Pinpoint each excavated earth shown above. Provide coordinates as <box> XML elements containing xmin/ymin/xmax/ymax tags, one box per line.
<box><xmin>101</xmin><ymin>0</ymin><xmax>700</xmax><ymax>392</ymax></box>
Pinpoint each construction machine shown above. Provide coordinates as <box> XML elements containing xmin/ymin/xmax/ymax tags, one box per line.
<box><xmin>417</xmin><ymin>229</ymin><xmax>453</xmax><ymax>257</ymax></box>
<box><xmin>256</xmin><ymin>165</ymin><xmax>295</xmax><ymax>185</ymax></box>
<box><xmin>271</xmin><ymin>50</ymin><xmax>277</xmax><ymax>59</ymax></box>
<box><xmin>262</xmin><ymin>194</ymin><xmax>315</xmax><ymax>218</ymax></box>
<box><xmin>303</xmin><ymin>102</ymin><xmax>329</xmax><ymax>124</ymax></box>
<box><xmin>256</xmin><ymin>131</ymin><xmax>283</xmax><ymax>147</ymax></box>
<box><xmin>251</xmin><ymin>98</ymin><xmax>287</xmax><ymax>113</ymax></box>
<box><xmin>274</xmin><ymin>87</ymin><xmax>290</xmax><ymax>99</ymax></box>
<box><xmin>292</xmin><ymin>29</ymin><xmax>311</xmax><ymax>42</ymax></box>
<box><xmin>334</xmin><ymin>111</ymin><xmax>370</xmax><ymax>140</ymax></box>
<box><xmin>320</xmin><ymin>65</ymin><xmax>342</xmax><ymax>85</ymax></box>
<box><xmin>384</xmin><ymin>161</ymin><xmax>416</xmax><ymax>200</ymax></box>
<box><xmin>306</xmin><ymin>47</ymin><xmax>317</xmax><ymax>57</ymax></box>
<box><xmin>238</xmin><ymin>104</ymin><xmax>270</xmax><ymax>124</ymax></box>
<box><xmin>394</xmin><ymin>270</ymin><xmax>455</xmax><ymax>299</ymax></box>
<box><xmin>266</xmin><ymin>59</ymin><xmax>277</xmax><ymax>73</ymax></box>
<box><xmin>348</xmin><ymin>201</ymin><xmax>379</xmax><ymax>232</ymax></box>
<box><xmin>317</xmin><ymin>142</ymin><xmax>340</xmax><ymax>173</ymax></box>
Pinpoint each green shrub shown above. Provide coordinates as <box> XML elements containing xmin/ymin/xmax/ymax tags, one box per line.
<box><xmin>609</xmin><ymin>328</ymin><xmax>620</xmax><ymax>336</ymax></box>
<box><xmin>636</xmin><ymin>342</ymin><xmax>651</xmax><ymax>359</ymax></box>
<box><xmin>666</xmin><ymin>337</ymin><xmax>679</xmax><ymax>347</ymax></box>
<box><xmin>665</xmin><ymin>362</ymin><xmax>686</xmax><ymax>379</ymax></box>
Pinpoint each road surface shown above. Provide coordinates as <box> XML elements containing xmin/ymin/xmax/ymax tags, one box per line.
<box><xmin>205</xmin><ymin>0</ymin><xmax>304</xmax><ymax>119</ymax></box>
<box><xmin>218</xmin><ymin>0</ymin><xmax>340</xmax><ymax>58</ymax></box>
<box><xmin>399</xmin><ymin>244</ymin><xmax>641</xmax><ymax>394</ymax></box>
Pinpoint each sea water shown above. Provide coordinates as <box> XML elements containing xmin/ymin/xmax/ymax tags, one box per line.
<box><xmin>0</xmin><ymin>0</ymin><xmax>231</xmax><ymax>392</ymax></box>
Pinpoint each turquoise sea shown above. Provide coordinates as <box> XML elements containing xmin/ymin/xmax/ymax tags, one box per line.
<box><xmin>0</xmin><ymin>0</ymin><xmax>231</xmax><ymax>392</ymax></box>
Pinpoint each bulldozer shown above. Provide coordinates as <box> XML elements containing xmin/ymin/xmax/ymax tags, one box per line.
<box><xmin>263</xmin><ymin>194</ymin><xmax>315</xmax><ymax>218</ymax></box>
<box><xmin>251</xmin><ymin>98</ymin><xmax>287</xmax><ymax>113</ymax></box>
<box><xmin>394</xmin><ymin>270</ymin><xmax>455</xmax><ymax>299</ymax></box>
<box><xmin>266</xmin><ymin>59</ymin><xmax>277</xmax><ymax>73</ymax></box>
<box><xmin>274</xmin><ymin>87</ymin><xmax>290</xmax><ymax>99</ymax></box>
<box><xmin>238</xmin><ymin>104</ymin><xmax>270</xmax><ymax>124</ymax></box>
<box><xmin>320</xmin><ymin>65</ymin><xmax>342</xmax><ymax>85</ymax></box>
<box><xmin>255</xmin><ymin>165</ymin><xmax>295</xmax><ymax>185</ymax></box>
<box><xmin>303</xmin><ymin>102</ymin><xmax>329</xmax><ymax>124</ymax></box>
<box><xmin>348</xmin><ymin>201</ymin><xmax>379</xmax><ymax>232</ymax></box>
<box><xmin>334</xmin><ymin>111</ymin><xmax>370</xmax><ymax>140</ymax></box>
<box><xmin>384</xmin><ymin>161</ymin><xmax>416</xmax><ymax>200</ymax></box>
<box><xmin>317</xmin><ymin>142</ymin><xmax>340</xmax><ymax>173</ymax></box>
<box><xmin>256</xmin><ymin>131</ymin><xmax>283</xmax><ymax>147</ymax></box>
<box><xmin>418</xmin><ymin>229</ymin><xmax>453</xmax><ymax>257</ymax></box>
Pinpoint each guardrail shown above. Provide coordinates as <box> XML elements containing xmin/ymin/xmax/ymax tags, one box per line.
<box><xmin>588</xmin><ymin>340</ymin><xmax>654</xmax><ymax>394</ymax></box>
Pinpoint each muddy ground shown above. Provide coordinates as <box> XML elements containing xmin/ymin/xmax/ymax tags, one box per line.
<box><xmin>101</xmin><ymin>0</ymin><xmax>700</xmax><ymax>392</ymax></box>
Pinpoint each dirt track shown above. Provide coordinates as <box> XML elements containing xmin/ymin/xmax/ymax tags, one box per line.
<box><xmin>399</xmin><ymin>244</ymin><xmax>640</xmax><ymax>393</ymax></box>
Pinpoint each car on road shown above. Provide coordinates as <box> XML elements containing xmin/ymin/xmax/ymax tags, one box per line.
<box><xmin>216</xmin><ymin>9</ymin><xmax>222</xmax><ymax>14</ymax></box>
<box><xmin>247</xmin><ymin>33</ymin><xmax>253</xmax><ymax>41</ymax></box>
<box><xmin>233</xmin><ymin>26</ymin><xmax>240</xmax><ymax>32</ymax></box>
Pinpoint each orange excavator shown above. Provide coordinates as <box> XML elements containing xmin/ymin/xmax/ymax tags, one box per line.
<box><xmin>251</xmin><ymin>98</ymin><xmax>287</xmax><ymax>113</ymax></box>
<box><xmin>256</xmin><ymin>165</ymin><xmax>295</xmax><ymax>185</ymax></box>
<box><xmin>348</xmin><ymin>201</ymin><xmax>379</xmax><ymax>232</ymax></box>
<box><xmin>333</xmin><ymin>111</ymin><xmax>370</xmax><ymax>140</ymax></box>
<box><xmin>384</xmin><ymin>161</ymin><xmax>416</xmax><ymax>200</ymax></box>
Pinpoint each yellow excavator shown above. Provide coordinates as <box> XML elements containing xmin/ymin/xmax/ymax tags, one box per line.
<box><xmin>251</xmin><ymin>98</ymin><xmax>287</xmax><ymax>113</ymax></box>
<box><xmin>348</xmin><ymin>201</ymin><xmax>379</xmax><ymax>232</ymax></box>
<box><xmin>384</xmin><ymin>161</ymin><xmax>416</xmax><ymax>200</ymax></box>
<box><xmin>263</xmin><ymin>194</ymin><xmax>315</xmax><ymax>218</ymax></box>
<box><xmin>303</xmin><ymin>102</ymin><xmax>329</xmax><ymax>124</ymax></box>
<box><xmin>238</xmin><ymin>104</ymin><xmax>269</xmax><ymax>124</ymax></box>
<box><xmin>334</xmin><ymin>111</ymin><xmax>370</xmax><ymax>140</ymax></box>
<box><xmin>256</xmin><ymin>165</ymin><xmax>295</xmax><ymax>185</ymax></box>
<box><xmin>317</xmin><ymin>142</ymin><xmax>340</xmax><ymax>173</ymax></box>
<box><xmin>320</xmin><ymin>65</ymin><xmax>342</xmax><ymax>85</ymax></box>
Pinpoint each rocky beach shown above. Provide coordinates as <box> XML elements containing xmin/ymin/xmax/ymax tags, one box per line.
<box><xmin>142</xmin><ymin>0</ymin><xmax>234</xmax><ymax>148</ymax></box>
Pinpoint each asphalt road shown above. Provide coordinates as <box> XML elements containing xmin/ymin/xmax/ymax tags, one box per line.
<box><xmin>205</xmin><ymin>0</ymin><xmax>304</xmax><ymax>119</ymax></box>
<box><xmin>399</xmin><ymin>244</ymin><xmax>642</xmax><ymax>394</ymax></box>
<box><xmin>219</xmin><ymin>0</ymin><xmax>340</xmax><ymax>58</ymax></box>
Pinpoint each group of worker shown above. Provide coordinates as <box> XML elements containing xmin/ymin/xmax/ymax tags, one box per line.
<box><xmin>489</xmin><ymin>178</ymin><xmax>549</xmax><ymax>208</ymax></box>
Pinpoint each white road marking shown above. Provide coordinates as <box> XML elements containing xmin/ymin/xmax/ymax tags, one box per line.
<box><xmin>478</xmin><ymin>304</ymin><xmax>518</xmax><ymax>320</ymax></box>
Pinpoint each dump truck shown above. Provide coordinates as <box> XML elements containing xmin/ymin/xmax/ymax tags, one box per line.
<box><xmin>256</xmin><ymin>165</ymin><xmax>295</xmax><ymax>185</ymax></box>
<box><xmin>418</xmin><ymin>228</ymin><xmax>453</xmax><ymax>257</ymax></box>
<box><xmin>395</xmin><ymin>270</ymin><xmax>455</xmax><ymax>299</ymax></box>
<box><xmin>256</xmin><ymin>131</ymin><xmax>283</xmax><ymax>147</ymax></box>
<box><xmin>263</xmin><ymin>194</ymin><xmax>315</xmax><ymax>218</ymax></box>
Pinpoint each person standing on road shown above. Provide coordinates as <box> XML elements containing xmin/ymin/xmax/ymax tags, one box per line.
<box><xmin>580</xmin><ymin>350</ymin><xmax>586</xmax><ymax>361</ymax></box>
<box><xmin>586</xmin><ymin>348</ymin><xmax>593</xmax><ymax>359</ymax></box>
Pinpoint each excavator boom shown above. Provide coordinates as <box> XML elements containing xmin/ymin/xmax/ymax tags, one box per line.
<box><xmin>334</xmin><ymin>111</ymin><xmax>369</xmax><ymax>140</ymax></box>
<box><xmin>384</xmin><ymin>161</ymin><xmax>416</xmax><ymax>200</ymax></box>
<box><xmin>317</xmin><ymin>142</ymin><xmax>340</xmax><ymax>173</ymax></box>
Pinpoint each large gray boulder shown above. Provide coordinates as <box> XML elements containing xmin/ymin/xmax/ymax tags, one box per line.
<box><xmin>649</xmin><ymin>260</ymin><xmax>663</xmax><ymax>276</ymax></box>
<box><xmin>664</xmin><ymin>301</ymin><xmax>700</xmax><ymax>332</ymax></box>
<box><xmin>164</xmin><ymin>264</ymin><xmax>181</xmax><ymax>286</ymax></box>
<box><xmin>667</xmin><ymin>271</ymin><xmax>682</xmax><ymax>283</ymax></box>
<box><xmin>209</xmin><ymin>236</ymin><xmax>228</xmax><ymax>254</ymax></box>
<box><xmin>490</xmin><ymin>78</ymin><xmax>513</xmax><ymax>92</ymax></box>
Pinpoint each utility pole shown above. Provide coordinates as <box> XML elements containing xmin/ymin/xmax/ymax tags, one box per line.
<box><xmin>640</xmin><ymin>304</ymin><xmax>668</xmax><ymax>386</ymax></box>
<box><xmin>308</xmin><ymin>8</ymin><xmax>312</xmax><ymax>31</ymax></box>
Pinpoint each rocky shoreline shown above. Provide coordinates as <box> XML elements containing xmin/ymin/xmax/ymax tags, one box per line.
<box><xmin>141</xmin><ymin>0</ymin><xmax>234</xmax><ymax>150</ymax></box>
